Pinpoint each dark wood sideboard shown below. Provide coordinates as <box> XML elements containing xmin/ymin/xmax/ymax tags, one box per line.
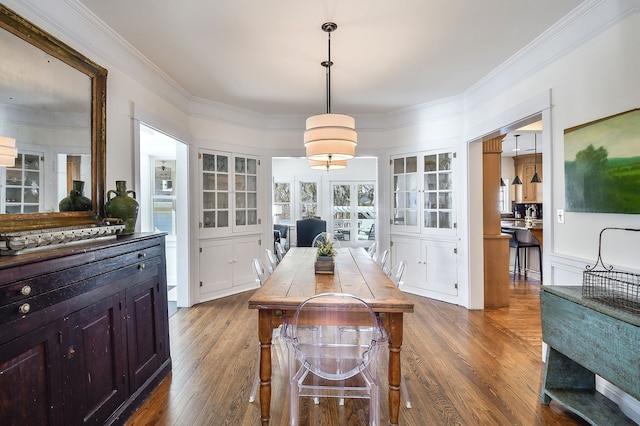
<box><xmin>0</xmin><ymin>232</ymin><xmax>171</xmax><ymax>425</ymax></box>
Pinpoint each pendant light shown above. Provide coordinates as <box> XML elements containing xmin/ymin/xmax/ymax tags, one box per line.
<box><xmin>308</xmin><ymin>159</ymin><xmax>347</xmax><ymax>171</ymax></box>
<box><xmin>304</xmin><ymin>22</ymin><xmax>357</xmax><ymax>167</ymax></box>
<box><xmin>511</xmin><ymin>134</ymin><xmax>522</xmax><ymax>185</ymax></box>
<box><xmin>0</xmin><ymin>136</ymin><xmax>17</xmax><ymax>167</ymax></box>
<box><xmin>530</xmin><ymin>133</ymin><xmax>541</xmax><ymax>183</ymax></box>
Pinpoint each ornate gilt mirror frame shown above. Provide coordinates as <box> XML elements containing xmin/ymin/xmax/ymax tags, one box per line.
<box><xmin>0</xmin><ymin>4</ymin><xmax>106</xmax><ymax>232</ymax></box>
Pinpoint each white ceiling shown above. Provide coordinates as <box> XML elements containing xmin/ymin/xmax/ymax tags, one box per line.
<box><xmin>78</xmin><ymin>0</ymin><xmax>584</xmax><ymax>116</ymax></box>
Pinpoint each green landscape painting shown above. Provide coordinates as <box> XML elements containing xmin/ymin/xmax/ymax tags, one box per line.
<box><xmin>564</xmin><ymin>108</ymin><xmax>640</xmax><ymax>213</ymax></box>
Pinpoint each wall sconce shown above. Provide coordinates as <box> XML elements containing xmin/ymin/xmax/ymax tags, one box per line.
<box><xmin>0</xmin><ymin>136</ymin><xmax>17</xmax><ymax>167</ymax></box>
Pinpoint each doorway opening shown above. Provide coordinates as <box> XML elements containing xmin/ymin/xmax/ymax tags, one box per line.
<box><xmin>138</xmin><ymin>123</ymin><xmax>189</xmax><ymax>315</ymax></box>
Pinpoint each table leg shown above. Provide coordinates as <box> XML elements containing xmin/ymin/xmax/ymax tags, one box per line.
<box><xmin>258</xmin><ymin>309</ymin><xmax>273</xmax><ymax>425</ymax></box>
<box><xmin>386</xmin><ymin>312</ymin><xmax>404</xmax><ymax>426</ymax></box>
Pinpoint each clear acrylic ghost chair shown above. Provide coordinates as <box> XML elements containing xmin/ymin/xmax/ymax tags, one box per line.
<box><xmin>265</xmin><ymin>248</ymin><xmax>279</xmax><ymax>274</ymax></box>
<box><xmin>311</xmin><ymin>232</ymin><xmax>342</xmax><ymax>249</ymax></box>
<box><xmin>282</xmin><ymin>293</ymin><xmax>386</xmax><ymax>426</ymax></box>
<box><xmin>387</xmin><ymin>260</ymin><xmax>407</xmax><ymax>288</ymax></box>
<box><xmin>374</xmin><ymin>249</ymin><xmax>390</xmax><ymax>272</ymax></box>
<box><xmin>367</xmin><ymin>241</ymin><xmax>378</xmax><ymax>258</ymax></box>
<box><xmin>249</xmin><ymin>258</ymin><xmax>282</xmax><ymax>403</ymax></box>
<box><xmin>275</xmin><ymin>241</ymin><xmax>286</xmax><ymax>262</ymax></box>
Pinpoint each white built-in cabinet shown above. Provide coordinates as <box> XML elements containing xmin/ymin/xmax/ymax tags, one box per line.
<box><xmin>389</xmin><ymin>151</ymin><xmax>459</xmax><ymax>303</ymax></box>
<box><xmin>197</xmin><ymin>149</ymin><xmax>262</xmax><ymax>301</ymax></box>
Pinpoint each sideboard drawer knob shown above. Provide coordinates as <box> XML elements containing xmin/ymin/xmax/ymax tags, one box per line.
<box><xmin>139</xmin><ymin>252</ymin><xmax>147</xmax><ymax>258</ymax></box>
<box><xmin>138</xmin><ymin>263</ymin><xmax>146</xmax><ymax>270</ymax></box>
<box><xmin>21</xmin><ymin>285</ymin><xmax>32</xmax><ymax>296</ymax></box>
<box><xmin>19</xmin><ymin>303</ymin><xmax>30</xmax><ymax>314</ymax></box>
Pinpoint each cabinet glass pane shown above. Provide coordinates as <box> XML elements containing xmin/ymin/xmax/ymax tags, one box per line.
<box><xmin>439</xmin><ymin>192</ymin><xmax>452</xmax><ymax>209</ymax></box>
<box><xmin>247</xmin><ymin>193</ymin><xmax>257</xmax><ymax>208</ymax></box>
<box><xmin>439</xmin><ymin>153</ymin><xmax>452</xmax><ymax>171</ymax></box>
<box><xmin>439</xmin><ymin>172</ymin><xmax>452</xmax><ymax>190</ymax></box>
<box><xmin>394</xmin><ymin>175</ymin><xmax>404</xmax><ymax>191</ymax></box>
<box><xmin>5</xmin><ymin>169</ymin><xmax>21</xmax><ymax>185</ymax></box>
<box><xmin>246</xmin><ymin>158</ymin><xmax>257</xmax><ymax>174</ymax></box>
<box><xmin>236</xmin><ymin>210</ymin><xmax>246</xmax><ymax>226</ymax></box>
<box><xmin>424</xmin><ymin>155</ymin><xmax>437</xmax><ymax>172</ymax></box>
<box><xmin>235</xmin><ymin>175</ymin><xmax>245</xmax><ymax>191</ymax></box>
<box><xmin>424</xmin><ymin>211</ymin><xmax>437</xmax><ymax>228</ymax></box>
<box><xmin>23</xmin><ymin>187</ymin><xmax>39</xmax><ymax>203</ymax></box>
<box><xmin>425</xmin><ymin>174</ymin><xmax>437</xmax><ymax>190</ymax></box>
<box><xmin>203</xmin><ymin>173</ymin><xmax>215</xmax><ymax>190</ymax></box>
<box><xmin>24</xmin><ymin>154</ymin><xmax>40</xmax><ymax>170</ymax></box>
<box><xmin>426</xmin><ymin>192</ymin><xmax>437</xmax><ymax>209</ymax></box>
<box><xmin>217</xmin><ymin>174</ymin><xmax>228</xmax><ymax>191</ymax></box>
<box><xmin>6</xmin><ymin>187</ymin><xmax>20</xmax><ymax>203</ymax></box>
<box><xmin>235</xmin><ymin>157</ymin><xmax>245</xmax><ymax>173</ymax></box>
<box><xmin>393</xmin><ymin>210</ymin><xmax>405</xmax><ymax>225</ymax></box>
<box><xmin>406</xmin><ymin>192</ymin><xmax>417</xmax><ymax>208</ymax></box>
<box><xmin>406</xmin><ymin>210</ymin><xmax>418</xmax><ymax>226</ymax></box>
<box><xmin>217</xmin><ymin>193</ymin><xmax>228</xmax><ymax>209</ymax></box>
<box><xmin>247</xmin><ymin>210</ymin><xmax>257</xmax><ymax>225</ymax></box>
<box><xmin>203</xmin><ymin>211</ymin><xmax>215</xmax><ymax>228</ymax></box>
<box><xmin>393</xmin><ymin>158</ymin><xmax>404</xmax><ymax>174</ymax></box>
<box><xmin>217</xmin><ymin>156</ymin><xmax>228</xmax><ymax>172</ymax></box>
<box><xmin>406</xmin><ymin>156</ymin><xmax>417</xmax><ymax>173</ymax></box>
<box><xmin>439</xmin><ymin>211</ymin><xmax>452</xmax><ymax>228</ymax></box>
<box><xmin>236</xmin><ymin>193</ymin><xmax>246</xmax><ymax>208</ymax></box>
<box><xmin>406</xmin><ymin>174</ymin><xmax>417</xmax><ymax>191</ymax></box>
<box><xmin>203</xmin><ymin>192</ymin><xmax>215</xmax><ymax>209</ymax></box>
<box><xmin>247</xmin><ymin>175</ymin><xmax>257</xmax><ymax>191</ymax></box>
<box><xmin>217</xmin><ymin>211</ymin><xmax>229</xmax><ymax>227</ymax></box>
<box><xmin>203</xmin><ymin>154</ymin><xmax>216</xmax><ymax>171</ymax></box>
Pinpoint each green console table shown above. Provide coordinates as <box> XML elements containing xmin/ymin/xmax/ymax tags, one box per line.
<box><xmin>540</xmin><ymin>286</ymin><xmax>639</xmax><ymax>425</ymax></box>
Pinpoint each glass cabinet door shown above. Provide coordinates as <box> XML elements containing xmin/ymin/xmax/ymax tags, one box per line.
<box><xmin>201</xmin><ymin>152</ymin><xmax>230</xmax><ymax>230</ymax></box>
<box><xmin>392</xmin><ymin>156</ymin><xmax>419</xmax><ymax>231</ymax></box>
<box><xmin>200</xmin><ymin>150</ymin><xmax>260</xmax><ymax>234</ymax></box>
<box><xmin>391</xmin><ymin>151</ymin><xmax>456</xmax><ymax>234</ymax></box>
<box><xmin>3</xmin><ymin>152</ymin><xmax>42</xmax><ymax>214</ymax></box>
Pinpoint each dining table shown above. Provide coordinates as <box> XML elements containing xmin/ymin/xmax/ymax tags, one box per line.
<box><xmin>248</xmin><ymin>246</ymin><xmax>414</xmax><ymax>425</ymax></box>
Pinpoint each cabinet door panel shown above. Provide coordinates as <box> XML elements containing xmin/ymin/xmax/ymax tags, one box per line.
<box><xmin>63</xmin><ymin>294</ymin><xmax>127</xmax><ymax>425</ymax></box>
<box><xmin>424</xmin><ymin>240</ymin><xmax>458</xmax><ymax>297</ymax></box>
<box><xmin>126</xmin><ymin>276</ymin><xmax>164</xmax><ymax>392</ymax></box>
<box><xmin>199</xmin><ymin>239</ymin><xmax>233</xmax><ymax>295</ymax></box>
<box><xmin>0</xmin><ymin>323</ymin><xmax>62</xmax><ymax>426</ymax></box>
<box><xmin>232</xmin><ymin>237</ymin><xmax>261</xmax><ymax>287</ymax></box>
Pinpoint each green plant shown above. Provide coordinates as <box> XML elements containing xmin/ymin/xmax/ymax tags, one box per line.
<box><xmin>316</xmin><ymin>233</ymin><xmax>336</xmax><ymax>257</ymax></box>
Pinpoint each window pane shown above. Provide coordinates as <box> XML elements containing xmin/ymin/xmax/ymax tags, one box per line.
<box><xmin>300</xmin><ymin>182</ymin><xmax>316</xmax><ymax>203</ymax></box>
<box><xmin>333</xmin><ymin>185</ymin><xmax>350</xmax><ymax>206</ymax></box>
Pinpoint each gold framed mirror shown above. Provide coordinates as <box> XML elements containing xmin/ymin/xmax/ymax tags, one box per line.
<box><xmin>0</xmin><ymin>4</ymin><xmax>106</xmax><ymax>232</ymax></box>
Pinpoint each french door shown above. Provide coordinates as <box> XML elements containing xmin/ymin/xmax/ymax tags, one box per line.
<box><xmin>330</xmin><ymin>182</ymin><xmax>376</xmax><ymax>247</ymax></box>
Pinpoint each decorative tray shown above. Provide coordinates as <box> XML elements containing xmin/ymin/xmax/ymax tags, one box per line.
<box><xmin>0</xmin><ymin>223</ymin><xmax>125</xmax><ymax>255</ymax></box>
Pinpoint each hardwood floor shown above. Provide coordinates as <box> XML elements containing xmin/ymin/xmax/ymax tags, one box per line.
<box><xmin>126</xmin><ymin>279</ymin><xmax>588</xmax><ymax>425</ymax></box>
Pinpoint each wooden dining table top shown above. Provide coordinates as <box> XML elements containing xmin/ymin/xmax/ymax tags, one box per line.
<box><xmin>248</xmin><ymin>247</ymin><xmax>414</xmax><ymax>314</ymax></box>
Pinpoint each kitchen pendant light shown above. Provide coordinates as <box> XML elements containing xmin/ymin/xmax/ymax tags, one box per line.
<box><xmin>530</xmin><ymin>133</ymin><xmax>541</xmax><ymax>183</ymax></box>
<box><xmin>304</xmin><ymin>22</ymin><xmax>357</xmax><ymax>166</ymax></box>
<box><xmin>512</xmin><ymin>134</ymin><xmax>522</xmax><ymax>185</ymax></box>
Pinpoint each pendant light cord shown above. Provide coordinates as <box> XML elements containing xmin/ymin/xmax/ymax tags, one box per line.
<box><xmin>324</xmin><ymin>31</ymin><xmax>332</xmax><ymax>114</ymax></box>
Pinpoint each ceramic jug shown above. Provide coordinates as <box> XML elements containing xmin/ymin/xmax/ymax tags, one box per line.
<box><xmin>59</xmin><ymin>180</ymin><xmax>91</xmax><ymax>212</ymax></box>
<box><xmin>105</xmin><ymin>180</ymin><xmax>139</xmax><ymax>234</ymax></box>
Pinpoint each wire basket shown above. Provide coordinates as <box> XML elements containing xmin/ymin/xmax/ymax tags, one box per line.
<box><xmin>582</xmin><ymin>227</ymin><xmax>640</xmax><ymax>315</ymax></box>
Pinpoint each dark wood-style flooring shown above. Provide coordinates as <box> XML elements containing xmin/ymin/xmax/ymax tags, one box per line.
<box><xmin>127</xmin><ymin>278</ymin><xmax>588</xmax><ymax>425</ymax></box>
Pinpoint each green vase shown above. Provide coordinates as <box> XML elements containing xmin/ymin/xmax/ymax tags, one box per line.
<box><xmin>59</xmin><ymin>180</ymin><xmax>92</xmax><ymax>212</ymax></box>
<box><xmin>105</xmin><ymin>180</ymin><xmax>139</xmax><ymax>235</ymax></box>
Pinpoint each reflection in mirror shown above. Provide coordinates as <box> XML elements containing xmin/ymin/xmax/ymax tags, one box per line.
<box><xmin>0</xmin><ymin>24</ymin><xmax>92</xmax><ymax>214</ymax></box>
<box><xmin>0</xmin><ymin>4</ymin><xmax>106</xmax><ymax>232</ymax></box>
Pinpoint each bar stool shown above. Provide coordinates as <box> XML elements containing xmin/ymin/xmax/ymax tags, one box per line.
<box><xmin>505</xmin><ymin>229</ymin><xmax>542</xmax><ymax>281</ymax></box>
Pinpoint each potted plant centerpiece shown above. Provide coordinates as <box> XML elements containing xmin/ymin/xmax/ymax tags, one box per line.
<box><xmin>314</xmin><ymin>233</ymin><xmax>336</xmax><ymax>274</ymax></box>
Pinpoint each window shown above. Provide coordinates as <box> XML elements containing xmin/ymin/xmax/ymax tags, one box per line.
<box><xmin>298</xmin><ymin>181</ymin><xmax>318</xmax><ymax>218</ymax></box>
<box><xmin>152</xmin><ymin>159</ymin><xmax>176</xmax><ymax>235</ymax></box>
<box><xmin>273</xmin><ymin>182</ymin><xmax>291</xmax><ymax>224</ymax></box>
